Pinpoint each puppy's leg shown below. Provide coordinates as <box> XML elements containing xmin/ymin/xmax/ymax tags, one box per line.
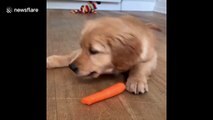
<box><xmin>126</xmin><ymin>52</ymin><xmax>157</xmax><ymax>94</ymax></box>
<box><xmin>47</xmin><ymin>49</ymin><xmax>81</xmax><ymax>69</ymax></box>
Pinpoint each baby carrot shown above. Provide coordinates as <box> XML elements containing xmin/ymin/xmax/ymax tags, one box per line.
<box><xmin>81</xmin><ymin>82</ymin><xmax>126</xmax><ymax>105</ymax></box>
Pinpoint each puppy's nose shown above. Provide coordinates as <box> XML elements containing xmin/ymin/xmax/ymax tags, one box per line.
<box><xmin>69</xmin><ymin>63</ymin><xmax>79</xmax><ymax>73</ymax></box>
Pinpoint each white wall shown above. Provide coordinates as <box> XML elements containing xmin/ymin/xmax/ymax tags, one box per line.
<box><xmin>154</xmin><ymin>0</ymin><xmax>166</xmax><ymax>14</ymax></box>
<box><xmin>121</xmin><ymin>0</ymin><xmax>156</xmax><ymax>11</ymax></box>
<box><xmin>70</xmin><ymin>0</ymin><xmax>121</xmax><ymax>2</ymax></box>
<box><xmin>47</xmin><ymin>0</ymin><xmax>167</xmax><ymax>14</ymax></box>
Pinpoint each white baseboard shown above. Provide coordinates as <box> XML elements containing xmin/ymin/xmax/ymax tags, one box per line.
<box><xmin>70</xmin><ymin>0</ymin><xmax>121</xmax><ymax>2</ymax></box>
<box><xmin>121</xmin><ymin>0</ymin><xmax>155</xmax><ymax>11</ymax></box>
<box><xmin>47</xmin><ymin>1</ymin><xmax>121</xmax><ymax>11</ymax></box>
<box><xmin>47</xmin><ymin>0</ymin><xmax>156</xmax><ymax>11</ymax></box>
<box><xmin>154</xmin><ymin>6</ymin><xmax>166</xmax><ymax>14</ymax></box>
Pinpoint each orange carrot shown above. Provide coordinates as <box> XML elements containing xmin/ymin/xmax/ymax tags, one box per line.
<box><xmin>81</xmin><ymin>82</ymin><xmax>126</xmax><ymax>105</ymax></box>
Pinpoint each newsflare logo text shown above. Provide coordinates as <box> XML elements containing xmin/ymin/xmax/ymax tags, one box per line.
<box><xmin>6</xmin><ymin>7</ymin><xmax>39</xmax><ymax>13</ymax></box>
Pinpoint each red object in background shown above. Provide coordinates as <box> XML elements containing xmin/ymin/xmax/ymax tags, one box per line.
<box><xmin>71</xmin><ymin>1</ymin><xmax>98</xmax><ymax>14</ymax></box>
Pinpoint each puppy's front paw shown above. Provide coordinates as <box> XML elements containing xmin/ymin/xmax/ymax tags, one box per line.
<box><xmin>47</xmin><ymin>56</ymin><xmax>57</xmax><ymax>69</ymax></box>
<box><xmin>126</xmin><ymin>78</ymin><xmax>148</xmax><ymax>94</ymax></box>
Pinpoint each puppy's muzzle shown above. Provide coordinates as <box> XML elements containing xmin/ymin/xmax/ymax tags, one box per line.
<box><xmin>69</xmin><ymin>63</ymin><xmax>79</xmax><ymax>73</ymax></box>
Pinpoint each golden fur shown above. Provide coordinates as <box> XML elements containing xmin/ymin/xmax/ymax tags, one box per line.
<box><xmin>47</xmin><ymin>15</ymin><xmax>160</xmax><ymax>94</ymax></box>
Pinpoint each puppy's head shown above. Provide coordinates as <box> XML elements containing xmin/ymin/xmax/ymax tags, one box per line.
<box><xmin>70</xmin><ymin>17</ymin><xmax>142</xmax><ymax>78</ymax></box>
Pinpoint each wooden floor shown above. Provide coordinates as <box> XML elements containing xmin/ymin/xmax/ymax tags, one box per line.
<box><xmin>47</xmin><ymin>10</ymin><xmax>166</xmax><ymax>120</ymax></box>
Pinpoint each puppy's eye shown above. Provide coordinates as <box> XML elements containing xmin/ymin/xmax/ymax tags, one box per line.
<box><xmin>89</xmin><ymin>48</ymin><xmax>99</xmax><ymax>55</ymax></box>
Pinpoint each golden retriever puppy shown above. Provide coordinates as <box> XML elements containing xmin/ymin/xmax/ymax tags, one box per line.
<box><xmin>47</xmin><ymin>15</ymin><xmax>160</xmax><ymax>94</ymax></box>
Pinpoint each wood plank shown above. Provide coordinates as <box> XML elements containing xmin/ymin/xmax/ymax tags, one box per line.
<box><xmin>47</xmin><ymin>99</ymin><xmax>57</xmax><ymax>120</ymax></box>
<box><xmin>56</xmin><ymin>98</ymin><xmax>133</xmax><ymax>120</ymax></box>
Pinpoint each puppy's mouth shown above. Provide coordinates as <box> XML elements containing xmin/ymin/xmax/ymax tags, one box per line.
<box><xmin>88</xmin><ymin>71</ymin><xmax>97</xmax><ymax>76</ymax></box>
<box><xmin>87</xmin><ymin>71</ymin><xmax>99</xmax><ymax>78</ymax></box>
<box><xmin>78</xmin><ymin>71</ymin><xmax>100</xmax><ymax>78</ymax></box>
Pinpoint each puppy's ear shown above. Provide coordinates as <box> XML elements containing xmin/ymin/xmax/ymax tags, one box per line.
<box><xmin>108</xmin><ymin>33</ymin><xmax>141</xmax><ymax>71</ymax></box>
